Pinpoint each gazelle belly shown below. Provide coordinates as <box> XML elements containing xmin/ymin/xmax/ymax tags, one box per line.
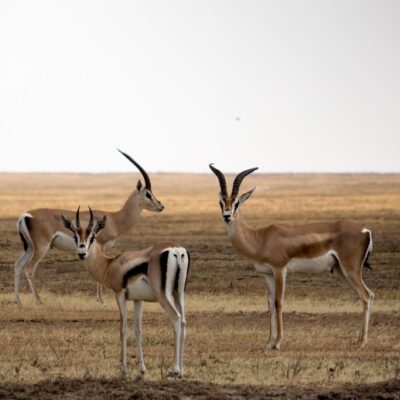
<box><xmin>126</xmin><ymin>276</ymin><xmax>157</xmax><ymax>302</ymax></box>
<box><xmin>286</xmin><ymin>252</ymin><xmax>336</xmax><ymax>274</ymax></box>
<box><xmin>51</xmin><ymin>232</ymin><xmax>76</xmax><ymax>251</ymax></box>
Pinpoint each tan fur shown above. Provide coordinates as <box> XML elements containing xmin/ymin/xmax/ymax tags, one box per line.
<box><xmin>213</xmin><ymin>170</ymin><xmax>374</xmax><ymax>350</ymax></box>
<box><xmin>15</xmin><ymin>182</ymin><xmax>164</xmax><ymax>306</ymax></box>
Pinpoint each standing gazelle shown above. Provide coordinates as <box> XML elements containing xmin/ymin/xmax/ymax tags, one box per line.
<box><xmin>62</xmin><ymin>207</ymin><xmax>190</xmax><ymax>379</ymax></box>
<box><xmin>210</xmin><ymin>164</ymin><xmax>374</xmax><ymax>349</ymax></box>
<box><xmin>14</xmin><ymin>150</ymin><xmax>164</xmax><ymax>306</ymax></box>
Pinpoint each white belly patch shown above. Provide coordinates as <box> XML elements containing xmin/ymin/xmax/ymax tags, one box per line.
<box><xmin>51</xmin><ymin>232</ymin><xmax>76</xmax><ymax>251</ymax></box>
<box><xmin>286</xmin><ymin>252</ymin><xmax>336</xmax><ymax>274</ymax></box>
<box><xmin>126</xmin><ymin>276</ymin><xmax>157</xmax><ymax>302</ymax></box>
<box><xmin>254</xmin><ymin>262</ymin><xmax>274</xmax><ymax>274</ymax></box>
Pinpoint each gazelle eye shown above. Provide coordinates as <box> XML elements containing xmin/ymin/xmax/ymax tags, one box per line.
<box><xmin>145</xmin><ymin>192</ymin><xmax>152</xmax><ymax>200</ymax></box>
<box><xmin>234</xmin><ymin>202</ymin><xmax>239</xmax><ymax>212</ymax></box>
<box><xmin>219</xmin><ymin>201</ymin><xmax>224</xmax><ymax>211</ymax></box>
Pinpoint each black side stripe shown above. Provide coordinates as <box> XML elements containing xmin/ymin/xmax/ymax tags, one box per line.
<box><xmin>160</xmin><ymin>251</ymin><xmax>169</xmax><ymax>292</ymax></box>
<box><xmin>122</xmin><ymin>263</ymin><xmax>148</xmax><ymax>288</ymax></box>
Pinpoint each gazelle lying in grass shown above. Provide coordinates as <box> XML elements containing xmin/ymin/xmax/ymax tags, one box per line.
<box><xmin>62</xmin><ymin>207</ymin><xmax>190</xmax><ymax>379</ymax></box>
<box><xmin>210</xmin><ymin>164</ymin><xmax>374</xmax><ymax>349</ymax></box>
<box><xmin>15</xmin><ymin>149</ymin><xmax>164</xmax><ymax>306</ymax></box>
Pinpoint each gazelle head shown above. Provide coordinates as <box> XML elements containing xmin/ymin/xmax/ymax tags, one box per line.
<box><xmin>118</xmin><ymin>149</ymin><xmax>164</xmax><ymax>213</ymax></box>
<box><xmin>209</xmin><ymin>164</ymin><xmax>258</xmax><ymax>224</ymax></box>
<box><xmin>61</xmin><ymin>206</ymin><xmax>107</xmax><ymax>260</ymax></box>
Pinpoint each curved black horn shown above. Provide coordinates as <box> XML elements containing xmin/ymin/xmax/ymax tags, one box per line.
<box><xmin>231</xmin><ymin>167</ymin><xmax>258</xmax><ymax>199</ymax></box>
<box><xmin>209</xmin><ymin>164</ymin><xmax>228</xmax><ymax>197</ymax></box>
<box><xmin>88</xmin><ymin>206</ymin><xmax>94</xmax><ymax>232</ymax></box>
<box><xmin>117</xmin><ymin>149</ymin><xmax>152</xmax><ymax>190</ymax></box>
<box><xmin>75</xmin><ymin>206</ymin><xmax>81</xmax><ymax>229</ymax></box>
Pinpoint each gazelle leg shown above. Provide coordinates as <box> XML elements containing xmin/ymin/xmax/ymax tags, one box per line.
<box><xmin>158</xmin><ymin>296</ymin><xmax>182</xmax><ymax>377</ymax></box>
<box><xmin>264</xmin><ymin>273</ymin><xmax>277</xmax><ymax>349</ymax></box>
<box><xmin>174</xmin><ymin>292</ymin><xmax>186</xmax><ymax>375</ymax></box>
<box><xmin>133</xmin><ymin>300</ymin><xmax>146</xmax><ymax>377</ymax></box>
<box><xmin>340</xmin><ymin>266</ymin><xmax>374</xmax><ymax>348</ymax></box>
<box><xmin>273</xmin><ymin>268</ymin><xmax>287</xmax><ymax>350</ymax></box>
<box><xmin>96</xmin><ymin>283</ymin><xmax>106</xmax><ymax>306</ymax></box>
<box><xmin>24</xmin><ymin>245</ymin><xmax>48</xmax><ymax>306</ymax></box>
<box><xmin>14</xmin><ymin>248</ymin><xmax>33</xmax><ymax>306</ymax></box>
<box><xmin>116</xmin><ymin>290</ymin><xmax>128</xmax><ymax>377</ymax></box>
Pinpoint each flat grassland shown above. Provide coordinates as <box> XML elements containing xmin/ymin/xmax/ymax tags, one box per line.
<box><xmin>0</xmin><ymin>173</ymin><xmax>399</xmax><ymax>399</ymax></box>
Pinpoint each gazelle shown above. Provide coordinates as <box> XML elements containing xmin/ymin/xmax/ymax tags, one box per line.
<box><xmin>210</xmin><ymin>164</ymin><xmax>374</xmax><ymax>349</ymax></box>
<box><xmin>62</xmin><ymin>207</ymin><xmax>190</xmax><ymax>379</ymax></box>
<box><xmin>14</xmin><ymin>150</ymin><xmax>164</xmax><ymax>306</ymax></box>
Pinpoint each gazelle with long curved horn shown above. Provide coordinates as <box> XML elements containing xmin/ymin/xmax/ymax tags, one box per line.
<box><xmin>210</xmin><ymin>164</ymin><xmax>374</xmax><ymax>349</ymax></box>
<box><xmin>14</xmin><ymin>150</ymin><xmax>164</xmax><ymax>306</ymax></box>
<box><xmin>62</xmin><ymin>207</ymin><xmax>190</xmax><ymax>379</ymax></box>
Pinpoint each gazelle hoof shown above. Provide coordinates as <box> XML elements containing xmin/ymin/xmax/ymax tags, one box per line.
<box><xmin>166</xmin><ymin>370</ymin><xmax>182</xmax><ymax>379</ymax></box>
<box><xmin>265</xmin><ymin>341</ymin><xmax>275</xmax><ymax>350</ymax></box>
<box><xmin>134</xmin><ymin>371</ymin><xmax>145</xmax><ymax>382</ymax></box>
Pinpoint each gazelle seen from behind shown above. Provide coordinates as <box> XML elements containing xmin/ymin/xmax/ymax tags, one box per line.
<box><xmin>62</xmin><ymin>207</ymin><xmax>190</xmax><ymax>379</ymax></box>
<box><xmin>210</xmin><ymin>164</ymin><xmax>374</xmax><ymax>349</ymax></box>
<box><xmin>15</xmin><ymin>150</ymin><xmax>164</xmax><ymax>306</ymax></box>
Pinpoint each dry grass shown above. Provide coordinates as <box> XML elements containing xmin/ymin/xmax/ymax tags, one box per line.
<box><xmin>0</xmin><ymin>172</ymin><xmax>399</xmax><ymax>397</ymax></box>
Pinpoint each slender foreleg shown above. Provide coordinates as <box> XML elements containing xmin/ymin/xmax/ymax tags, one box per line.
<box><xmin>96</xmin><ymin>283</ymin><xmax>106</xmax><ymax>306</ymax></box>
<box><xmin>264</xmin><ymin>273</ymin><xmax>277</xmax><ymax>349</ymax></box>
<box><xmin>116</xmin><ymin>290</ymin><xmax>128</xmax><ymax>377</ymax></box>
<box><xmin>273</xmin><ymin>268</ymin><xmax>287</xmax><ymax>350</ymax></box>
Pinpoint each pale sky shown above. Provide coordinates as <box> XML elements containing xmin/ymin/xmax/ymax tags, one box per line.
<box><xmin>0</xmin><ymin>1</ymin><xmax>399</xmax><ymax>173</ymax></box>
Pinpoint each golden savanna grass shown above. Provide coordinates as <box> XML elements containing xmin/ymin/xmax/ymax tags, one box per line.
<box><xmin>0</xmin><ymin>172</ymin><xmax>399</xmax><ymax>398</ymax></box>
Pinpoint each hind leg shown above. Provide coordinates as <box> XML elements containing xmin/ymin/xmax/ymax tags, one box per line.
<box><xmin>14</xmin><ymin>250</ymin><xmax>32</xmax><ymax>306</ymax></box>
<box><xmin>24</xmin><ymin>244</ymin><xmax>49</xmax><ymax>306</ymax></box>
<box><xmin>337</xmin><ymin>258</ymin><xmax>374</xmax><ymax>347</ymax></box>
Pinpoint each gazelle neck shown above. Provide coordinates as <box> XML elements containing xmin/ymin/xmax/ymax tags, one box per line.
<box><xmin>113</xmin><ymin>191</ymin><xmax>143</xmax><ymax>235</ymax></box>
<box><xmin>85</xmin><ymin>243</ymin><xmax>113</xmax><ymax>285</ymax></box>
<box><xmin>226</xmin><ymin>211</ymin><xmax>261</xmax><ymax>261</ymax></box>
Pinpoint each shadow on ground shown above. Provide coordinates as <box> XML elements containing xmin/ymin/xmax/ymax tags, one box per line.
<box><xmin>1</xmin><ymin>378</ymin><xmax>399</xmax><ymax>400</ymax></box>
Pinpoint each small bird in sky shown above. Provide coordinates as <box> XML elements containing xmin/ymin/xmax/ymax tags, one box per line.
<box><xmin>235</xmin><ymin>117</ymin><xmax>240</xmax><ymax>121</ymax></box>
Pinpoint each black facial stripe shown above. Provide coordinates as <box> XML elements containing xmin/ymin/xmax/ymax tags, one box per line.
<box><xmin>73</xmin><ymin>234</ymin><xmax>78</xmax><ymax>245</ymax></box>
<box><xmin>89</xmin><ymin>235</ymin><xmax>95</xmax><ymax>246</ymax></box>
<box><xmin>145</xmin><ymin>192</ymin><xmax>152</xmax><ymax>200</ymax></box>
<box><xmin>122</xmin><ymin>262</ymin><xmax>148</xmax><ymax>288</ymax></box>
<box><xmin>234</xmin><ymin>202</ymin><xmax>239</xmax><ymax>212</ymax></box>
<box><xmin>219</xmin><ymin>202</ymin><xmax>224</xmax><ymax>211</ymax></box>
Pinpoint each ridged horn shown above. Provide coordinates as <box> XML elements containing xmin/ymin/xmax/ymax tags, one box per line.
<box><xmin>75</xmin><ymin>206</ymin><xmax>81</xmax><ymax>229</ymax></box>
<box><xmin>117</xmin><ymin>149</ymin><xmax>152</xmax><ymax>190</ymax></box>
<box><xmin>209</xmin><ymin>164</ymin><xmax>228</xmax><ymax>198</ymax></box>
<box><xmin>231</xmin><ymin>167</ymin><xmax>258</xmax><ymax>199</ymax></box>
<box><xmin>88</xmin><ymin>206</ymin><xmax>94</xmax><ymax>232</ymax></box>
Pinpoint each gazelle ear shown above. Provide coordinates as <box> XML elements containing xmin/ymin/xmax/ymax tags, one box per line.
<box><xmin>61</xmin><ymin>215</ymin><xmax>77</xmax><ymax>233</ymax></box>
<box><xmin>93</xmin><ymin>215</ymin><xmax>107</xmax><ymax>235</ymax></box>
<box><xmin>238</xmin><ymin>187</ymin><xmax>256</xmax><ymax>204</ymax></box>
<box><xmin>136</xmin><ymin>180</ymin><xmax>143</xmax><ymax>192</ymax></box>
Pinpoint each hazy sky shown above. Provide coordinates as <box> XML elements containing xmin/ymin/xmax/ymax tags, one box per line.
<box><xmin>0</xmin><ymin>1</ymin><xmax>399</xmax><ymax>173</ymax></box>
